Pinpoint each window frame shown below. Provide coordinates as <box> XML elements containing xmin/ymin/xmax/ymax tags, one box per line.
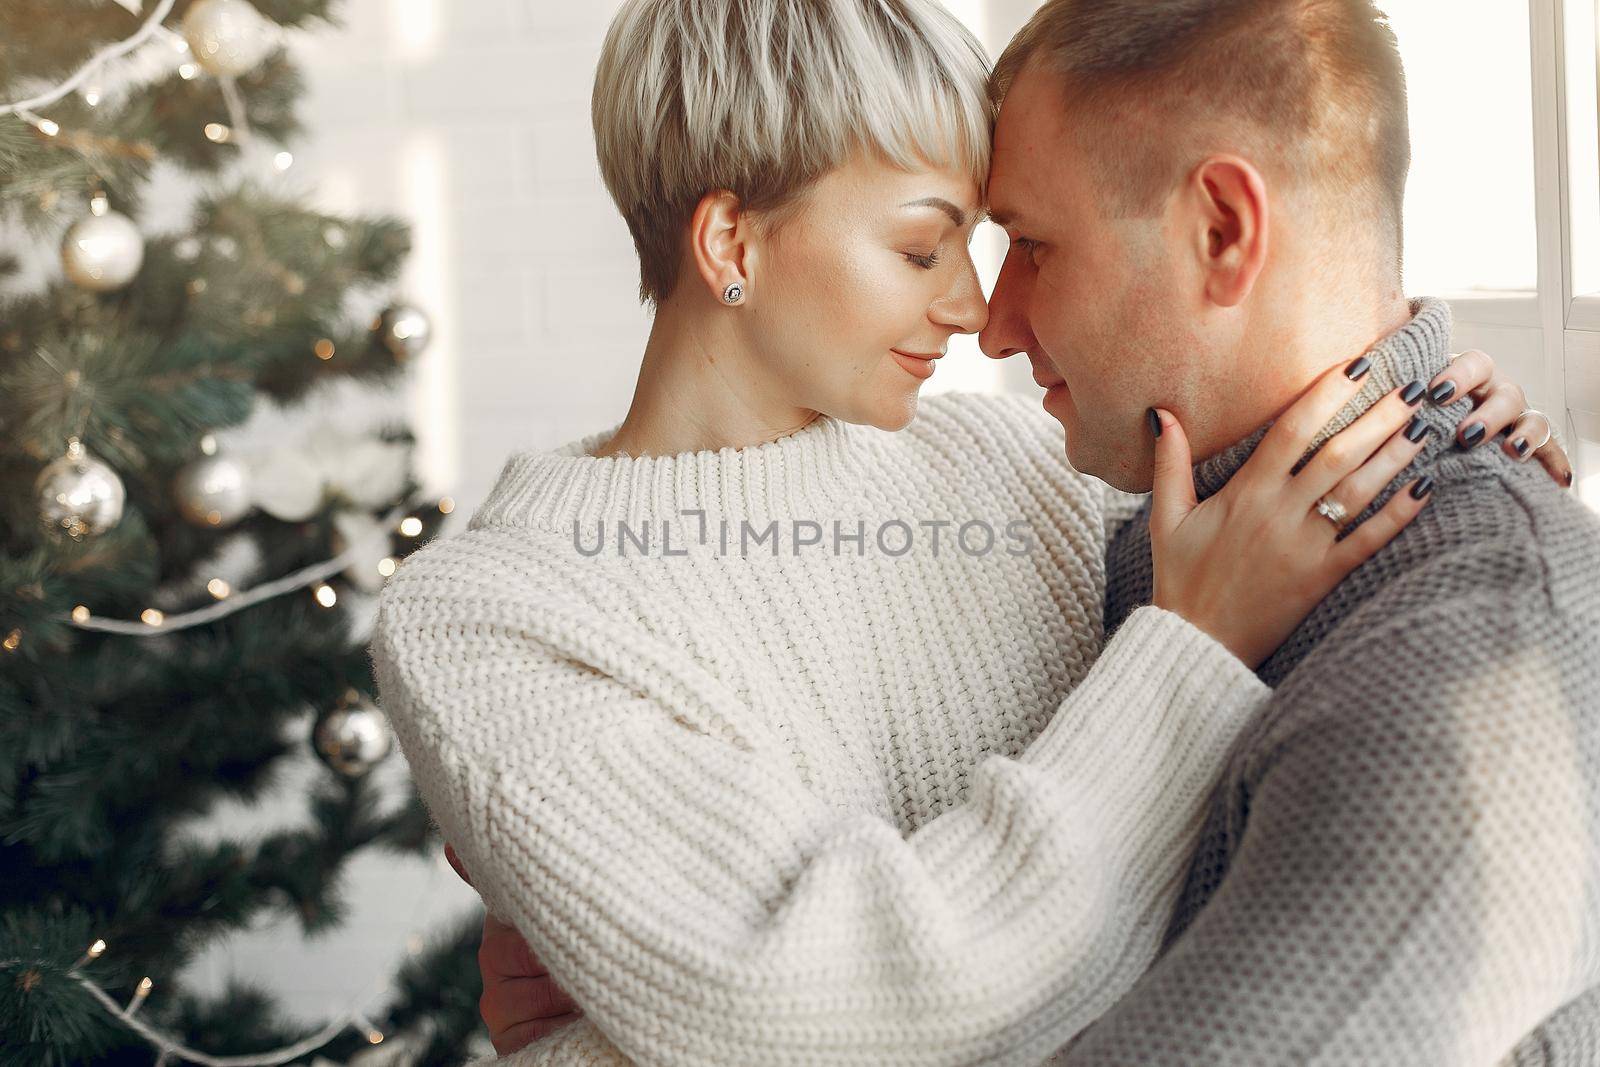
<box><xmin>1445</xmin><ymin>0</ymin><xmax>1600</xmax><ymax>496</ymax></box>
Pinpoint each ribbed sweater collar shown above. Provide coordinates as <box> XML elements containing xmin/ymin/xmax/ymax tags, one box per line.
<box><xmin>467</xmin><ymin>412</ymin><xmax>873</xmax><ymax>533</ymax></box>
<box><xmin>1192</xmin><ymin>296</ymin><xmax>1456</xmax><ymax>501</ymax></box>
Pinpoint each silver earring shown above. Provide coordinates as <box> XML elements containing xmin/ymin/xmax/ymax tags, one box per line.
<box><xmin>722</xmin><ymin>281</ymin><xmax>745</xmax><ymax>305</ymax></box>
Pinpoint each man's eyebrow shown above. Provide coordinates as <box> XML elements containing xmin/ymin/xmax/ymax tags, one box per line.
<box><xmin>986</xmin><ymin>208</ymin><xmax>1014</xmax><ymax>229</ymax></box>
<box><xmin>901</xmin><ymin>197</ymin><xmax>967</xmax><ymax>227</ymax></box>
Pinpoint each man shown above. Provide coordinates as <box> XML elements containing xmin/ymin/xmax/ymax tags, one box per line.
<box><xmin>466</xmin><ymin>0</ymin><xmax>1600</xmax><ymax>1062</ymax></box>
<box><xmin>976</xmin><ymin>0</ymin><xmax>1600</xmax><ymax>1062</ymax></box>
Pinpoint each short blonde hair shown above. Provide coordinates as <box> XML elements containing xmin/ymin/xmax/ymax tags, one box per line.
<box><xmin>593</xmin><ymin>0</ymin><xmax>994</xmax><ymax>306</ymax></box>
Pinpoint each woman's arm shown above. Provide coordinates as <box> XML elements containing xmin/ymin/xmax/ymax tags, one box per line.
<box><xmin>373</xmin><ymin>579</ymin><xmax>1267</xmax><ymax>1067</ymax></box>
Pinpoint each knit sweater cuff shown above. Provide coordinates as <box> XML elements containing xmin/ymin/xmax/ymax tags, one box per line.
<box><xmin>463</xmin><ymin>1018</ymin><xmax>628</xmax><ymax>1066</ymax></box>
<box><xmin>1018</xmin><ymin>604</ymin><xmax>1270</xmax><ymax>785</ymax></box>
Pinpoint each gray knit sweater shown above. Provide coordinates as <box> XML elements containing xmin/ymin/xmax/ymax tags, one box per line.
<box><xmin>1070</xmin><ymin>297</ymin><xmax>1600</xmax><ymax>1065</ymax></box>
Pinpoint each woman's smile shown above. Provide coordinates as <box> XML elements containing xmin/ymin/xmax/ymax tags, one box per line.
<box><xmin>891</xmin><ymin>348</ymin><xmax>943</xmax><ymax>380</ymax></box>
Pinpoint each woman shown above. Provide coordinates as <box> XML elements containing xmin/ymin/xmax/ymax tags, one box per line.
<box><xmin>370</xmin><ymin>1</ymin><xmax>1570</xmax><ymax>1064</ymax></box>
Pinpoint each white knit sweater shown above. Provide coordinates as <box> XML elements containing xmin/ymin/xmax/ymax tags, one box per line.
<box><xmin>369</xmin><ymin>392</ymin><xmax>1272</xmax><ymax>1066</ymax></box>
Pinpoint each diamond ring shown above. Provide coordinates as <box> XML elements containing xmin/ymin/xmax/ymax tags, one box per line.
<box><xmin>1315</xmin><ymin>495</ymin><xmax>1348</xmax><ymax>527</ymax></box>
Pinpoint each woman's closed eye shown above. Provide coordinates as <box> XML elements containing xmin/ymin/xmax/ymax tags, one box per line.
<box><xmin>903</xmin><ymin>248</ymin><xmax>943</xmax><ymax>270</ymax></box>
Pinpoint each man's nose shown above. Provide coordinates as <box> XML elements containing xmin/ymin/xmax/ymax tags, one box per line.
<box><xmin>980</xmin><ymin>261</ymin><xmax>1032</xmax><ymax>360</ymax></box>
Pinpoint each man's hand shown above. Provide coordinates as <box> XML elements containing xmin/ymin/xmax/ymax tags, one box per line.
<box><xmin>445</xmin><ymin>842</ymin><xmax>584</xmax><ymax>1054</ymax></box>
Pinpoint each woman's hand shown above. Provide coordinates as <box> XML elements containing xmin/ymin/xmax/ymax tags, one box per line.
<box><xmin>444</xmin><ymin>843</ymin><xmax>583</xmax><ymax>1053</ymax></box>
<box><xmin>1426</xmin><ymin>348</ymin><xmax>1574</xmax><ymax>488</ymax></box>
<box><xmin>1149</xmin><ymin>357</ymin><xmax>1438</xmax><ymax>670</ymax></box>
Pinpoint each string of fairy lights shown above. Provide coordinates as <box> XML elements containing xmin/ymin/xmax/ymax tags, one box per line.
<box><xmin>4</xmin><ymin>882</ymin><xmax>458</xmax><ymax>1065</ymax></box>
<box><xmin>4</xmin><ymin>5</ymin><xmax>464</xmax><ymax>1064</ymax></box>
<box><xmin>66</xmin><ymin>939</ymin><xmax>393</xmax><ymax>1067</ymax></box>
<box><xmin>2</xmin><ymin>0</ymin><xmax>273</xmax><ymax>148</ymax></box>
<box><xmin>0</xmin><ymin>0</ymin><xmax>439</xmax><ymax>648</ymax></box>
<box><xmin>32</xmin><ymin>496</ymin><xmax>451</xmax><ymax>640</ymax></box>
<box><xmin>0</xmin><ymin>0</ymin><xmax>179</xmax><ymax>129</ymax></box>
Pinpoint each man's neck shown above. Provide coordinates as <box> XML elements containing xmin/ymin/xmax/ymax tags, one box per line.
<box><xmin>1189</xmin><ymin>294</ymin><xmax>1454</xmax><ymax>502</ymax></box>
<box><xmin>594</xmin><ymin>301</ymin><xmax>821</xmax><ymax>459</ymax></box>
<box><xmin>1202</xmin><ymin>287</ymin><xmax>1414</xmax><ymax>465</ymax></box>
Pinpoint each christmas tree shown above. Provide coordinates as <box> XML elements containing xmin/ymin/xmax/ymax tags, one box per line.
<box><xmin>0</xmin><ymin>2</ymin><xmax>484</xmax><ymax>1063</ymax></box>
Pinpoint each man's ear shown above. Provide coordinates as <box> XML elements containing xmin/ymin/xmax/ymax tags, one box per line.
<box><xmin>688</xmin><ymin>189</ymin><xmax>752</xmax><ymax>301</ymax></box>
<box><xmin>1187</xmin><ymin>155</ymin><xmax>1269</xmax><ymax>308</ymax></box>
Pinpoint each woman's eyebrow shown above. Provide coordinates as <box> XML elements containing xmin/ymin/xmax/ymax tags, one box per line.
<box><xmin>900</xmin><ymin>197</ymin><xmax>967</xmax><ymax>227</ymax></box>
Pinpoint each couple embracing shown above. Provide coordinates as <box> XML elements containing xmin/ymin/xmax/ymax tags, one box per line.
<box><xmin>371</xmin><ymin>0</ymin><xmax>1600</xmax><ymax>1063</ymax></box>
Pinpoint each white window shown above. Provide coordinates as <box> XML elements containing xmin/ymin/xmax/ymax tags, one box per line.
<box><xmin>1394</xmin><ymin>0</ymin><xmax>1599</xmax><ymax>508</ymax></box>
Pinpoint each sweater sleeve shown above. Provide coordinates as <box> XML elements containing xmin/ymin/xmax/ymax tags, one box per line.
<box><xmin>461</xmin><ymin>1018</ymin><xmax>629</xmax><ymax>1066</ymax></box>
<box><xmin>1057</xmin><ymin>597</ymin><xmax>1600</xmax><ymax>1066</ymax></box>
<box><xmin>372</xmin><ymin>580</ymin><xmax>1269</xmax><ymax>1066</ymax></box>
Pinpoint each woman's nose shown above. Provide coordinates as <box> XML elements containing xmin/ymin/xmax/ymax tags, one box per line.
<box><xmin>934</xmin><ymin>266</ymin><xmax>989</xmax><ymax>335</ymax></box>
<box><xmin>952</xmin><ymin>292</ymin><xmax>990</xmax><ymax>335</ymax></box>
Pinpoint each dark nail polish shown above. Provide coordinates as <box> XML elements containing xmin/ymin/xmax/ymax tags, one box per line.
<box><xmin>1400</xmin><ymin>379</ymin><xmax>1427</xmax><ymax>406</ymax></box>
<box><xmin>1147</xmin><ymin>407</ymin><xmax>1163</xmax><ymax>439</ymax></box>
<box><xmin>1514</xmin><ymin>438</ymin><xmax>1530</xmax><ymax>457</ymax></box>
<box><xmin>1404</xmin><ymin>415</ymin><xmax>1432</xmax><ymax>443</ymax></box>
<box><xmin>1345</xmin><ymin>356</ymin><xmax>1372</xmax><ymax>381</ymax></box>
<box><xmin>1411</xmin><ymin>476</ymin><xmax>1436</xmax><ymax>501</ymax></box>
<box><xmin>1429</xmin><ymin>380</ymin><xmax>1458</xmax><ymax>404</ymax></box>
<box><xmin>1462</xmin><ymin>422</ymin><xmax>1487</xmax><ymax>448</ymax></box>
<box><xmin>1566</xmin><ymin>470</ymin><xmax>1576</xmax><ymax>488</ymax></box>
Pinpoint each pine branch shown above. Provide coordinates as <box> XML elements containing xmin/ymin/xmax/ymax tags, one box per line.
<box><xmin>1</xmin><ymin>2</ymin><xmax>481</xmax><ymax>1060</ymax></box>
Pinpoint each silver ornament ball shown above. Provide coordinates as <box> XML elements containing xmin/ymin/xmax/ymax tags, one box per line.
<box><xmin>61</xmin><ymin>210</ymin><xmax>145</xmax><ymax>291</ymax></box>
<box><xmin>35</xmin><ymin>441</ymin><xmax>126</xmax><ymax>540</ymax></box>
<box><xmin>313</xmin><ymin>697</ymin><xmax>392</xmax><ymax>777</ymax></box>
<box><xmin>375</xmin><ymin>304</ymin><xmax>432</xmax><ymax>361</ymax></box>
<box><xmin>182</xmin><ymin>0</ymin><xmax>276</xmax><ymax>77</ymax></box>
<box><xmin>173</xmin><ymin>452</ymin><xmax>253</xmax><ymax>528</ymax></box>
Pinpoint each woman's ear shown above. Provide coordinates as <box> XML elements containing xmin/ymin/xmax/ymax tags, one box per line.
<box><xmin>1187</xmin><ymin>155</ymin><xmax>1269</xmax><ymax>308</ymax></box>
<box><xmin>688</xmin><ymin>189</ymin><xmax>751</xmax><ymax>302</ymax></box>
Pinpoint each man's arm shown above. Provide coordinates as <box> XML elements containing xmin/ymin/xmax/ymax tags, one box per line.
<box><xmin>1060</xmin><ymin>587</ymin><xmax>1600</xmax><ymax>1066</ymax></box>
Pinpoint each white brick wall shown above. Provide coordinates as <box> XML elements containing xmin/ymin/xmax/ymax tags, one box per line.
<box><xmin>347</xmin><ymin>0</ymin><xmax>659</xmax><ymax>524</ymax></box>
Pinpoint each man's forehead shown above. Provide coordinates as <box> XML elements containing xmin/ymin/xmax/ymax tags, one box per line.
<box><xmin>985</xmin><ymin>72</ymin><xmax>1088</xmax><ymax>230</ymax></box>
<box><xmin>985</xmin><ymin>138</ymin><xmax>1051</xmax><ymax>231</ymax></box>
<box><xmin>984</xmin><ymin>203</ymin><xmax>1018</xmax><ymax>229</ymax></box>
<box><xmin>986</xmin><ymin>163</ymin><xmax>1041</xmax><ymax>232</ymax></box>
<box><xmin>985</xmin><ymin>73</ymin><xmax>1074</xmax><ymax>226</ymax></box>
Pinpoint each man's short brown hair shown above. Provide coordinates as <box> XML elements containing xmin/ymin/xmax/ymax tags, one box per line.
<box><xmin>991</xmin><ymin>0</ymin><xmax>1411</xmax><ymax>277</ymax></box>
